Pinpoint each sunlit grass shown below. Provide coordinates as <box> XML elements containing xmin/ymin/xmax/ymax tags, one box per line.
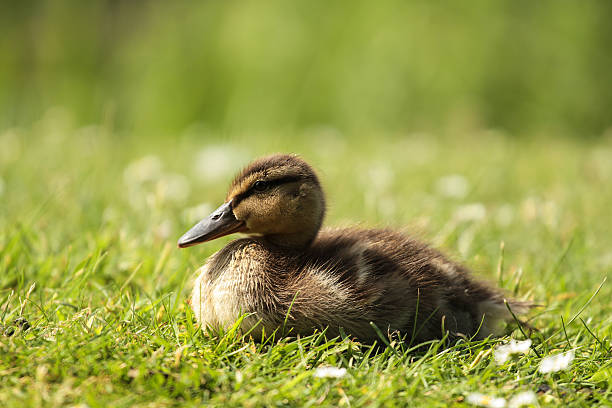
<box><xmin>1</xmin><ymin>121</ymin><xmax>611</xmax><ymax>406</ymax></box>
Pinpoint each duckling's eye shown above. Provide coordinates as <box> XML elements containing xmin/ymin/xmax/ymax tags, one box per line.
<box><xmin>253</xmin><ymin>180</ymin><xmax>269</xmax><ymax>192</ymax></box>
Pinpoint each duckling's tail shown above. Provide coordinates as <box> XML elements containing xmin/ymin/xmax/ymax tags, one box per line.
<box><xmin>474</xmin><ymin>298</ymin><xmax>536</xmax><ymax>339</ymax></box>
<box><xmin>504</xmin><ymin>299</ymin><xmax>539</xmax><ymax>333</ymax></box>
<box><xmin>505</xmin><ymin>299</ymin><xmax>535</xmax><ymax>315</ymax></box>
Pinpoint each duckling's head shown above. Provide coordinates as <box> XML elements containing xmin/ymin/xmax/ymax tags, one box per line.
<box><xmin>178</xmin><ymin>154</ymin><xmax>325</xmax><ymax>249</ymax></box>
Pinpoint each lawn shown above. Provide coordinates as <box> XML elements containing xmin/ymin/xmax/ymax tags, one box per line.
<box><xmin>1</xmin><ymin>121</ymin><xmax>611</xmax><ymax>407</ymax></box>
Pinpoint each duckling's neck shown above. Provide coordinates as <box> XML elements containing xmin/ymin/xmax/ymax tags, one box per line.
<box><xmin>256</xmin><ymin>190</ymin><xmax>325</xmax><ymax>249</ymax></box>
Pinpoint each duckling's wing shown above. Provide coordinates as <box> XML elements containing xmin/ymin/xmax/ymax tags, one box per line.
<box><xmin>298</xmin><ymin>228</ymin><xmax>529</xmax><ymax>342</ymax></box>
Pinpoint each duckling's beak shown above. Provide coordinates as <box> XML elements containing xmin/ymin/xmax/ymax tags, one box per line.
<box><xmin>177</xmin><ymin>201</ymin><xmax>246</xmax><ymax>248</ymax></box>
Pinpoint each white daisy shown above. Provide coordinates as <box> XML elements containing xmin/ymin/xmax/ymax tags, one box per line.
<box><xmin>313</xmin><ymin>366</ymin><xmax>347</xmax><ymax>379</ymax></box>
<box><xmin>436</xmin><ymin>174</ymin><xmax>469</xmax><ymax>199</ymax></box>
<box><xmin>508</xmin><ymin>391</ymin><xmax>538</xmax><ymax>408</ymax></box>
<box><xmin>194</xmin><ymin>145</ymin><xmax>248</xmax><ymax>182</ymax></box>
<box><xmin>538</xmin><ymin>350</ymin><xmax>575</xmax><ymax>373</ymax></box>
<box><xmin>455</xmin><ymin>203</ymin><xmax>487</xmax><ymax>222</ymax></box>
<box><xmin>123</xmin><ymin>155</ymin><xmax>163</xmax><ymax>186</ymax></box>
<box><xmin>466</xmin><ymin>392</ymin><xmax>506</xmax><ymax>408</ymax></box>
<box><xmin>494</xmin><ymin>339</ymin><xmax>532</xmax><ymax>364</ymax></box>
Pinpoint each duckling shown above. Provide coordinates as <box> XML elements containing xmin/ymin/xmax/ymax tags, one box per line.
<box><xmin>178</xmin><ymin>154</ymin><xmax>529</xmax><ymax>343</ymax></box>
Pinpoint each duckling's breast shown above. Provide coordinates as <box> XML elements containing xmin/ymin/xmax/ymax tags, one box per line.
<box><xmin>190</xmin><ymin>239</ymin><xmax>271</xmax><ymax>332</ymax></box>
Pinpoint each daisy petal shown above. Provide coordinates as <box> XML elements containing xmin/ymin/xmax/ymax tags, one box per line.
<box><xmin>508</xmin><ymin>391</ymin><xmax>538</xmax><ymax>408</ymax></box>
<box><xmin>538</xmin><ymin>351</ymin><xmax>575</xmax><ymax>373</ymax></box>
<box><xmin>313</xmin><ymin>366</ymin><xmax>347</xmax><ymax>379</ymax></box>
<box><xmin>466</xmin><ymin>392</ymin><xmax>507</xmax><ymax>408</ymax></box>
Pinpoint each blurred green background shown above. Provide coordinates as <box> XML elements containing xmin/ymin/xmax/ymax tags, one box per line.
<box><xmin>2</xmin><ymin>0</ymin><xmax>611</xmax><ymax>137</ymax></box>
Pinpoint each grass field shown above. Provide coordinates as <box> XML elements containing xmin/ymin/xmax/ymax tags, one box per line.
<box><xmin>1</xmin><ymin>121</ymin><xmax>611</xmax><ymax>406</ymax></box>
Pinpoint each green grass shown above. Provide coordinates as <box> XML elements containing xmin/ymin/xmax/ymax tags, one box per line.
<box><xmin>1</xmin><ymin>123</ymin><xmax>611</xmax><ymax>407</ymax></box>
